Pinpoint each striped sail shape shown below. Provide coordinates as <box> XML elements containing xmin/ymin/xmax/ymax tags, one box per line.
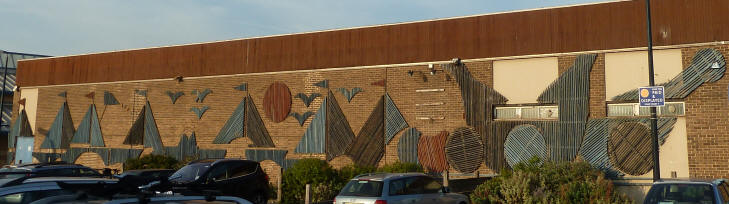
<box><xmin>384</xmin><ymin>93</ymin><xmax>408</xmax><ymax>144</ymax></box>
<box><xmin>71</xmin><ymin>104</ymin><xmax>105</xmax><ymax>147</ymax></box>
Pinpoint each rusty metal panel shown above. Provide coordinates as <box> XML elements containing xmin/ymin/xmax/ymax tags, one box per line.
<box><xmin>418</xmin><ymin>131</ymin><xmax>449</xmax><ymax>173</ymax></box>
<box><xmin>346</xmin><ymin>96</ymin><xmax>384</xmax><ymax>166</ymax></box>
<box><xmin>246</xmin><ymin>96</ymin><xmax>275</xmax><ymax>147</ymax></box>
<box><xmin>263</xmin><ymin>82</ymin><xmax>292</xmax><ymax>123</ymax></box>
<box><xmin>445</xmin><ymin>127</ymin><xmax>484</xmax><ymax>173</ymax></box>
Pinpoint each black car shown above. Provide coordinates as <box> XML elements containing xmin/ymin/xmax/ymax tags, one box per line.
<box><xmin>0</xmin><ymin>162</ymin><xmax>101</xmax><ymax>180</ymax></box>
<box><xmin>168</xmin><ymin>159</ymin><xmax>270</xmax><ymax>204</ymax></box>
<box><xmin>115</xmin><ymin>169</ymin><xmax>175</xmax><ymax>185</ymax></box>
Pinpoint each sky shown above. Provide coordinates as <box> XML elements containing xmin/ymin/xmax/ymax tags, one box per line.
<box><xmin>1</xmin><ymin>0</ymin><xmax>609</xmax><ymax>57</ymax></box>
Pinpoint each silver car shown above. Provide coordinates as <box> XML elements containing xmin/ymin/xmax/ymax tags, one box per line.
<box><xmin>0</xmin><ymin>177</ymin><xmax>117</xmax><ymax>203</ymax></box>
<box><xmin>334</xmin><ymin>173</ymin><xmax>469</xmax><ymax>204</ymax></box>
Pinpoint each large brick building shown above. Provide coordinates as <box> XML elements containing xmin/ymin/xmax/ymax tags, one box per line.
<box><xmin>7</xmin><ymin>0</ymin><xmax>729</xmax><ymax>186</ymax></box>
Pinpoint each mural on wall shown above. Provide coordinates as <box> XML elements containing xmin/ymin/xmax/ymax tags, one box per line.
<box><xmin>294</xmin><ymin>93</ymin><xmax>320</xmax><ymax>108</ymax></box>
<box><xmin>398</xmin><ymin>128</ymin><xmax>421</xmax><ymax>164</ymax></box>
<box><xmin>263</xmin><ymin>82</ymin><xmax>292</xmax><ymax>123</ymax></box>
<box><xmin>384</xmin><ymin>93</ymin><xmax>408</xmax><ymax>144</ymax></box>
<box><xmin>40</xmin><ymin>101</ymin><xmax>74</xmax><ymax>149</ymax></box>
<box><xmin>234</xmin><ymin>83</ymin><xmax>248</xmax><ymax>91</ymax></box>
<box><xmin>417</xmin><ymin>131</ymin><xmax>449</xmax><ymax>172</ymax></box>
<box><xmin>503</xmin><ymin>125</ymin><xmax>546</xmax><ymax>167</ymax></box>
<box><xmin>337</xmin><ymin>87</ymin><xmax>363</xmax><ymax>103</ymax></box>
<box><xmin>294</xmin><ymin>90</ymin><xmax>355</xmax><ymax>161</ymax></box>
<box><xmin>104</xmin><ymin>91</ymin><xmax>120</xmax><ymax>105</ymax></box>
<box><xmin>163</xmin><ymin>132</ymin><xmax>227</xmax><ymax>161</ymax></box>
<box><xmin>135</xmin><ymin>90</ymin><xmax>147</xmax><ymax>97</ymax></box>
<box><xmin>245</xmin><ymin>149</ymin><xmax>300</xmax><ymax>170</ymax></box>
<box><xmin>190</xmin><ymin>106</ymin><xmax>209</xmax><ymax>120</ymax></box>
<box><xmin>445</xmin><ymin>127</ymin><xmax>485</xmax><ymax>173</ymax></box>
<box><xmin>212</xmin><ymin>95</ymin><xmax>275</xmax><ymax>147</ymax></box>
<box><xmin>8</xmin><ymin>109</ymin><xmax>33</xmax><ymax>149</ymax></box>
<box><xmin>122</xmin><ymin>101</ymin><xmax>164</xmax><ymax>153</ymax></box>
<box><xmin>290</xmin><ymin>111</ymin><xmax>314</xmax><ymax>127</ymax></box>
<box><xmin>443</xmin><ymin>62</ymin><xmax>508</xmax><ymax>170</ymax></box>
<box><xmin>70</xmin><ymin>104</ymin><xmax>105</xmax><ymax>147</ymax></box>
<box><xmin>371</xmin><ymin>79</ymin><xmax>386</xmax><ymax>87</ymax></box>
<box><xmin>313</xmin><ymin>80</ymin><xmax>329</xmax><ymax>88</ymax></box>
<box><xmin>613</xmin><ymin>48</ymin><xmax>726</xmax><ymax>101</ymax></box>
<box><xmin>165</xmin><ymin>91</ymin><xmax>184</xmax><ymax>104</ymax></box>
<box><xmin>346</xmin><ymin>96</ymin><xmax>385</xmax><ymax>166</ymax></box>
<box><xmin>191</xmin><ymin>89</ymin><xmax>212</xmax><ymax>103</ymax></box>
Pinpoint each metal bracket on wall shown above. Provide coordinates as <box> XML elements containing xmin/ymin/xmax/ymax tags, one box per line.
<box><xmin>415</xmin><ymin>102</ymin><xmax>445</xmax><ymax>106</ymax></box>
<box><xmin>415</xmin><ymin>89</ymin><xmax>445</xmax><ymax>93</ymax></box>
<box><xmin>416</xmin><ymin>117</ymin><xmax>445</xmax><ymax>120</ymax></box>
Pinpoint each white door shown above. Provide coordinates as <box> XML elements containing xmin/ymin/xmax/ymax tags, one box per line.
<box><xmin>14</xmin><ymin>136</ymin><xmax>34</xmax><ymax>164</ymax></box>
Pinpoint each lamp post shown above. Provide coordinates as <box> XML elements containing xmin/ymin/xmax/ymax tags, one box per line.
<box><xmin>645</xmin><ymin>0</ymin><xmax>661</xmax><ymax>182</ymax></box>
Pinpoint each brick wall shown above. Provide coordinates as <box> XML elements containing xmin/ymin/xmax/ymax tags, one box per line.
<box><xmin>684</xmin><ymin>44</ymin><xmax>729</xmax><ymax>178</ymax></box>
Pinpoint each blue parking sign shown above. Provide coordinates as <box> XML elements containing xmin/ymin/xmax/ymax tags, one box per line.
<box><xmin>639</xmin><ymin>86</ymin><xmax>665</xmax><ymax>107</ymax></box>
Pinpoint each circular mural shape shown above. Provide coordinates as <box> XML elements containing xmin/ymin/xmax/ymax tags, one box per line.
<box><xmin>417</xmin><ymin>131</ymin><xmax>449</xmax><ymax>172</ymax></box>
<box><xmin>263</xmin><ymin>82</ymin><xmax>292</xmax><ymax>123</ymax></box>
<box><xmin>445</xmin><ymin>127</ymin><xmax>484</xmax><ymax>173</ymax></box>
<box><xmin>504</xmin><ymin>125</ymin><xmax>546</xmax><ymax>168</ymax></box>
<box><xmin>398</xmin><ymin>128</ymin><xmax>421</xmax><ymax>164</ymax></box>
<box><xmin>608</xmin><ymin>122</ymin><xmax>653</xmax><ymax>176</ymax></box>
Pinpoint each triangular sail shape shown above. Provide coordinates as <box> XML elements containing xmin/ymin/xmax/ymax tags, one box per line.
<box><xmin>295</xmin><ymin>96</ymin><xmax>327</xmax><ymax>153</ymax></box>
<box><xmin>384</xmin><ymin>93</ymin><xmax>408</xmax><ymax>144</ymax></box>
<box><xmin>212</xmin><ymin>98</ymin><xmax>246</xmax><ymax>144</ymax></box>
<box><xmin>245</xmin><ymin>97</ymin><xmax>275</xmax><ymax>147</ymax></box>
<box><xmin>325</xmin><ymin>90</ymin><xmax>356</xmax><ymax>160</ymax></box>
<box><xmin>71</xmin><ymin>104</ymin><xmax>105</xmax><ymax>147</ymax></box>
<box><xmin>40</xmin><ymin>102</ymin><xmax>74</xmax><ymax>149</ymax></box>
<box><xmin>123</xmin><ymin>101</ymin><xmax>164</xmax><ymax>153</ymax></box>
<box><xmin>345</xmin><ymin>96</ymin><xmax>384</xmax><ymax>166</ymax></box>
<box><xmin>9</xmin><ymin>109</ymin><xmax>33</xmax><ymax>148</ymax></box>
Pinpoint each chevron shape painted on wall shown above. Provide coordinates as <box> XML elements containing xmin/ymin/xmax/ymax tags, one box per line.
<box><xmin>166</xmin><ymin>91</ymin><xmax>184</xmax><ymax>104</ymax></box>
<box><xmin>336</xmin><ymin>87</ymin><xmax>363</xmax><ymax>103</ymax></box>
<box><xmin>40</xmin><ymin>102</ymin><xmax>74</xmax><ymax>149</ymax></box>
<box><xmin>190</xmin><ymin>106</ymin><xmax>210</xmax><ymax>119</ymax></box>
<box><xmin>290</xmin><ymin>111</ymin><xmax>315</xmax><ymax>126</ymax></box>
<box><xmin>294</xmin><ymin>93</ymin><xmax>320</xmax><ymax>107</ymax></box>
<box><xmin>71</xmin><ymin>104</ymin><xmax>105</xmax><ymax>147</ymax></box>
<box><xmin>192</xmin><ymin>89</ymin><xmax>212</xmax><ymax>103</ymax></box>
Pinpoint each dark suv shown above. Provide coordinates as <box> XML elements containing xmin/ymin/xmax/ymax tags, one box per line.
<box><xmin>0</xmin><ymin>162</ymin><xmax>101</xmax><ymax>180</ymax></box>
<box><xmin>168</xmin><ymin>159</ymin><xmax>270</xmax><ymax>204</ymax></box>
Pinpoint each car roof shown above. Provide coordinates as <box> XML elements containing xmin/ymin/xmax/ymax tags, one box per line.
<box><xmin>188</xmin><ymin>158</ymin><xmax>259</xmax><ymax>166</ymax></box>
<box><xmin>352</xmin><ymin>173</ymin><xmax>428</xmax><ymax>181</ymax></box>
<box><xmin>24</xmin><ymin>177</ymin><xmax>118</xmax><ymax>183</ymax></box>
<box><xmin>654</xmin><ymin>178</ymin><xmax>726</xmax><ymax>185</ymax></box>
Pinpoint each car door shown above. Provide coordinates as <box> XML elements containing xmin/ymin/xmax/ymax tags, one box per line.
<box><xmin>387</xmin><ymin>177</ymin><xmax>425</xmax><ymax>204</ymax></box>
<box><xmin>413</xmin><ymin>176</ymin><xmax>450</xmax><ymax>204</ymax></box>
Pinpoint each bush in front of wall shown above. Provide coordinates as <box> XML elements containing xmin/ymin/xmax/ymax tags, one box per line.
<box><xmin>470</xmin><ymin>157</ymin><xmax>632</xmax><ymax>204</ymax></box>
<box><xmin>281</xmin><ymin>159</ymin><xmax>340</xmax><ymax>204</ymax></box>
<box><xmin>124</xmin><ymin>154</ymin><xmax>181</xmax><ymax>170</ymax></box>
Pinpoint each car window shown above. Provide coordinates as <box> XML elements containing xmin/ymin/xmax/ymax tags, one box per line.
<box><xmin>339</xmin><ymin>180</ymin><xmax>384</xmax><ymax>197</ymax></box>
<box><xmin>644</xmin><ymin>183</ymin><xmax>715</xmax><ymax>204</ymax></box>
<box><xmin>0</xmin><ymin>189</ymin><xmax>73</xmax><ymax>204</ymax></box>
<box><xmin>207</xmin><ymin>164</ymin><xmax>230</xmax><ymax>181</ymax></box>
<box><xmin>169</xmin><ymin>163</ymin><xmax>211</xmax><ymax>183</ymax></box>
<box><xmin>420</xmin><ymin>177</ymin><xmax>443</xmax><ymax>194</ymax></box>
<box><xmin>388</xmin><ymin>177</ymin><xmax>426</xmax><ymax>196</ymax></box>
<box><xmin>228</xmin><ymin>163</ymin><xmax>258</xmax><ymax>179</ymax></box>
<box><xmin>75</xmin><ymin>168</ymin><xmax>100</xmax><ymax>177</ymax></box>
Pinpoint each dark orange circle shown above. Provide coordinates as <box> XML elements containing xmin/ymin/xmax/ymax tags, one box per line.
<box><xmin>263</xmin><ymin>82</ymin><xmax>292</xmax><ymax>123</ymax></box>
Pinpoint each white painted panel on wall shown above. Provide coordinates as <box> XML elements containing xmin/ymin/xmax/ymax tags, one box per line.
<box><xmin>493</xmin><ymin>57</ymin><xmax>558</xmax><ymax>104</ymax></box>
<box><xmin>605</xmin><ymin>49</ymin><xmax>683</xmax><ymax>100</ymax></box>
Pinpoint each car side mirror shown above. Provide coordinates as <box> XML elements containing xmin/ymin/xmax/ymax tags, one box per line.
<box><xmin>441</xmin><ymin>186</ymin><xmax>450</xmax><ymax>193</ymax></box>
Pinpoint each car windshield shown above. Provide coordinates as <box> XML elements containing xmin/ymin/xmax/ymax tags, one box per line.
<box><xmin>168</xmin><ymin>163</ymin><xmax>210</xmax><ymax>183</ymax></box>
<box><xmin>338</xmin><ymin>179</ymin><xmax>383</xmax><ymax>197</ymax></box>
<box><xmin>644</xmin><ymin>183</ymin><xmax>716</xmax><ymax>204</ymax></box>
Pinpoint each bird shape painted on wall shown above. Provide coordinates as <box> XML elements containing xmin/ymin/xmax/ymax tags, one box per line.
<box><xmin>294</xmin><ymin>93</ymin><xmax>320</xmax><ymax>107</ymax></box>
<box><xmin>290</xmin><ymin>111</ymin><xmax>315</xmax><ymax>126</ymax></box>
<box><xmin>191</xmin><ymin>89</ymin><xmax>212</xmax><ymax>103</ymax></box>
<box><xmin>337</xmin><ymin>87</ymin><xmax>363</xmax><ymax>103</ymax></box>
<box><xmin>234</xmin><ymin>83</ymin><xmax>247</xmax><ymax>91</ymax></box>
<box><xmin>165</xmin><ymin>91</ymin><xmax>185</xmax><ymax>104</ymax></box>
<box><xmin>135</xmin><ymin>90</ymin><xmax>147</xmax><ymax>97</ymax></box>
<box><xmin>58</xmin><ymin>91</ymin><xmax>67</xmax><ymax>98</ymax></box>
<box><xmin>313</xmin><ymin>80</ymin><xmax>329</xmax><ymax>88</ymax></box>
<box><xmin>104</xmin><ymin>91</ymin><xmax>120</xmax><ymax>105</ymax></box>
<box><xmin>190</xmin><ymin>106</ymin><xmax>210</xmax><ymax>119</ymax></box>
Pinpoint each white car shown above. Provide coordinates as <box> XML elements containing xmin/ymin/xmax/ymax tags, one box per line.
<box><xmin>334</xmin><ymin>173</ymin><xmax>469</xmax><ymax>204</ymax></box>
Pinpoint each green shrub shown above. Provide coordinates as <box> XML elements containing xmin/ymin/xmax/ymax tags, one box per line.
<box><xmin>281</xmin><ymin>159</ymin><xmax>340</xmax><ymax>204</ymax></box>
<box><xmin>338</xmin><ymin>164</ymin><xmax>377</xmax><ymax>182</ymax></box>
<box><xmin>124</xmin><ymin>154</ymin><xmax>181</xmax><ymax>170</ymax></box>
<box><xmin>378</xmin><ymin>162</ymin><xmax>424</xmax><ymax>173</ymax></box>
<box><xmin>470</xmin><ymin>157</ymin><xmax>632</xmax><ymax>204</ymax></box>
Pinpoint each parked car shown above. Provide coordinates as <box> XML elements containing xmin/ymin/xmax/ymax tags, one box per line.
<box><xmin>0</xmin><ymin>177</ymin><xmax>117</xmax><ymax>204</ymax></box>
<box><xmin>643</xmin><ymin>179</ymin><xmax>729</xmax><ymax>204</ymax></box>
<box><xmin>168</xmin><ymin>159</ymin><xmax>270</xmax><ymax>204</ymax></box>
<box><xmin>32</xmin><ymin>195</ymin><xmax>252</xmax><ymax>204</ymax></box>
<box><xmin>0</xmin><ymin>162</ymin><xmax>101</xmax><ymax>180</ymax></box>
<box><xmin>114</xmin><ymin>169</ymin><xmax>175</xmax><ymax>185</ymax></box>
<box><xmin>335</xmin><ymin>173</ymin><xmax>469</xmax><ymax>204</ymax></box>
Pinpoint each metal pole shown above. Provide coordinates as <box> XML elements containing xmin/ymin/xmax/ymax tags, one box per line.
<box><xmin>645</xmin><ymin>0</ymin><xmax>661</xmax><ymax>182</ymax></box>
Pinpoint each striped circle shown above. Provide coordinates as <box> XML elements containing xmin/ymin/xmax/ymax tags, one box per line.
<box><xmin>609</xmin><ymin>122</ymin><xmax>653</xmax><ymax>176</ymax></box>
<box><xmin>445</xmin><ymin>127</ymin><xmax>484</xmax><ymax>173</ymax></box>
<box><xmin>504</xmin><ymin>125</ymin><xmax>546</xmax><ymax>168</ymax></box>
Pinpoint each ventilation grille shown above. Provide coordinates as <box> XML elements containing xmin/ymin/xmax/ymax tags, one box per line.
<box><xmin>607</xmin><ymin>102</ymin><xmax>685</xmax><ymax>117</ymax></box>
<box><xmin>494</xmin><ymin>106</ymin><xmax>558</xmax><ymax>120</ymax></box>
